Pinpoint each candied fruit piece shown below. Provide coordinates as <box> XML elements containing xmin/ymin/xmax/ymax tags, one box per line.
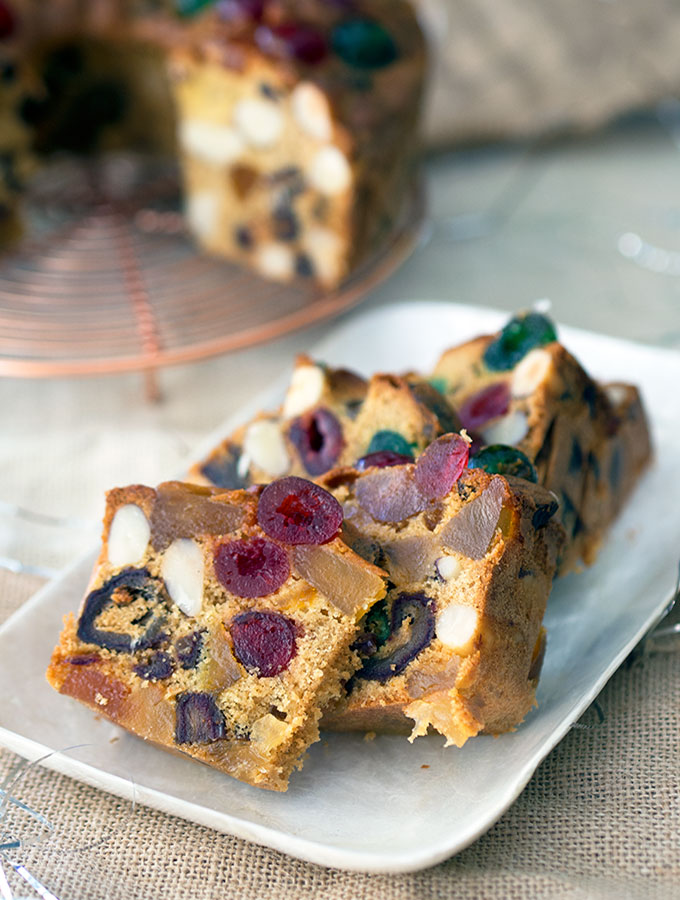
<box><xmin>483</xmin><ymin>312</ymin><xmax>557</xmax><ymax>371</ymax></box>
<box><xmin>469</xmin><ymin>444</ymin><xmax>538</xmax><ymax>482</ymax></box>
<box><xmin>292</xmin><ymin>543</ymin><xmax>385</xmax><ymax>618</ymax></box>
<box><xmin>356</xmin><ymin>593</ymin><xmax>435</xmax><ymax>682</ymax></box>
<box><xmin>229</xmin><ymin>610</ymin><xmax>298</xmax><ymax>677</ymax></box>
<box><xmin>216</xmin><ymin>0</ymin><xmax>265</xmax><ymax>23</ymax></box>
<box><xmin>258</xmin><ymin>476</ymin><xmax>342</xmax><ymax>544</ymax></box>
<box><xmin>441</xmin><ymin>477</ymin><xmax>505</xmax><ymax>559</ymax></box>
<box><xmin>134</xmin><ymin>651</ymin><xmax>174</xmax><ymax>682</ymax></box>
<box><xmin>288</xmin><ymin>407</ymin><xmax>344</xmax><ymax>476</ymax></box>
<box><xmin>151</xmin><ymin>482</ymin><xmax>244</xmax><ymax>552</ymax></box>
<box><xmin>214</xmin><ymin>537</ymin><xmax>290</xmax><ymax>598</ymax></box>
<box><xmin>355</xmin><ymin>465</ymin><xmax>429</xmax><ymax>523</ymax></box>
<box><xmin>414</xmin><ymin>434</ymin><xmax>470</xmax><ymax>500</ymax></box>
<box><xmin>365</xmin><ymin>430</ymin><xmax>414</xmax><ymax>458</ymax></box>
<box><xmin>77</xmin><ymin>568</ymin><xmax>168</xmax><ymax>654</ymax></box>
<box><xmin>355</xmin><ymin>450</ymin><xmax>413</xmax><ymax>471</ymax></box>
<box><xmin>175</xmin><ymin>631</ymin><xmax>204</xmax><ymax>669</ymax></box>
<box><xmin>458</xmin><ymin>382</ymin><xmax>510</xmax><ymax>433</ymax></box>
<box><xmin>175</xmin><ymin>692</ymin><xmax>226</xmax><ymax>744</ymax></box>
<box><xmin>331</xmin><ymin>19</ymin><xmax>397</xmax><ymax>69</ymax></box>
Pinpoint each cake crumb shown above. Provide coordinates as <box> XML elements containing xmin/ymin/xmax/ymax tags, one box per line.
<box><xmin>421</xmin><ymin>764</ymin><xmax>430</xmax><ymax>769</ymax></box>
<box><xmin>364</xmin><ymin>731</ymin><xmax>376</xmax><ymax>742</ymax></box>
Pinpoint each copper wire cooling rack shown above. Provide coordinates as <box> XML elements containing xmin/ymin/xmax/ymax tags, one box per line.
<box><xmin>0</xmin><ymin>155</ymin><xmax>424</xmax><ymax>397</ymax></box>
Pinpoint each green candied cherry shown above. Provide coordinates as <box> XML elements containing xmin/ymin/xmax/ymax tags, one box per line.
<box><xmin>469</xmin><ymin>444</ymin><xmax>538</xmax><ymax>482</ymax></box>
<box><xmin>176</xmin><ymin>0</ymin><xmax>217</xmax><ymax>17</ymax></box>
<box><xmin>483</xmin><ymin>312</ymin><xmax>557</xmax><ymax>372</ymax></box>
<box><xmin>365</xmin><ymin>429</ymin><xmax>414</xmax><ymax>458</ymax></box>
<box><xmin>331</xmin><ymin>19</ymin><xmax>397</xmax><ymax>69</ymax></box>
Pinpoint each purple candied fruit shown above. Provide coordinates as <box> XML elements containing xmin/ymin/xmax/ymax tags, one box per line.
<box><xmin>134</xmin><ymin>651</ymin><xmax>174</xmax><ymax>682</ymax></box>
<box><xmin>175</xmin><ymin>631</ymin><xmax>204</xmax><ymax>670</ymax></box>
<box><xmin>216</xmin><ymin>0</ymin><xmax>265</xmax><ymax>22</ymax></box>
<box><xmin>256</xmin><ymin>22</ymin><xmax>328</xmax><ymax>65</ymax></box>
<box><xmin>258</xmin><ymin>476</ymin><xmax>343</xmax><ymax>545</ymax></box>
<box><xmin>175</xmin><ymin>692</ymin><xmax>226</xmax><ymax>745</ymax></box>
<box><xmin>65</xmin><ymin>654</ymin><xmax>99</xmax><ymax>666</ymax></box>
<box><xmin>77</xmin><ymin>568</ymin><xmax>167</xmax><ymax>654</ymax></box>
<box><xmin>288</xmin><ymin>407</ymin><xmax>344</xmax><ymax>476</ymax></box>
<box><xmin>356</xmin><ymin>450</ymin><xmax>413</xmax><ymax>471</ymax></box>
<box><xmin>214</xmin><ymin>537</ymin><xmax>290</xmax><ymax>599</ymax></box>
<box><xmin>0</xmin><ymin>2</ymin><xmax>16</xmax><ymax>40</ymax></box>
<box><xmin>458</xmin><ymin>382</ymin><xmax>510</xmax><ymax>433</ymax></box>
<box><xmin>414</xmin><ymin>433</ymin><xmax>470</xmax><ymax>500</ymax></box>
<box><xmin>356</xmin><ymin>593</ymin><xmax>435</xmax><ymax>682</ymax></box>
<box><xmin>230</xmin><ymin>610</ymin><xmax>299</xmax><ymax>677</ymax></box>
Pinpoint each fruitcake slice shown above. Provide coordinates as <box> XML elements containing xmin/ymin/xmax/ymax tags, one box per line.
<box><xmin>47</xmin><ymin>479</ymin><xmax>385</xmax><ymax>791</ymax></box>
<box><xmin>192</xmin><ymin>354</ymin><xmax>461</xmax><ymax>489</ymax></box>
<box><xmin>320</xmin><ymin>435</ymin><xmax>566</xmax><ymax>746</ymax></box>
<box><xmin>431</xmin><ymin>312</ymin><xmax>652</xmax><ymax>573</ymax></box>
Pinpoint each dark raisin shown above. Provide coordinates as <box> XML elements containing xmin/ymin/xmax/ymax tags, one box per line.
<box><xmin>134</xmin><ymin>651</ymin><xmax>174</xmax><ymax>681</ymax></box>
<box><xmin>200</xmin><ymin>443</ymin><xmax>247</xmax><ymax>489</ymax></box>
<box><xmin>272</xmin><ymin>206</ymin><xmax>299</xmax><ymax>241</ymax></box>
<box><xmin>355</xmin><ymin>593</ymin><xmax>435</xmax><ymax>682</ymax></box>
<box><xmin>77</xmin><ymin>569</ymin><xmax>168</xmax><ymax>654</ymax></box>
<box><xmin>0</xmin><ymin>62</ymin><xmax>16</xmax><ymax>83</ymax></box>
<box><xmin>295</xmin><ymin>253</ymin><xmax>314</xmax><ymax>278</ymax></box>
<box><xmin>532</xmin><ymin>499</ymin><xmax>559</xmax><ymax>529</ymax></box>
<box><xmin>175</xmin><ymin>692</ymin><xmax>226</xmax><ymax>744</ymax></box>
<box><xmin>175</xmin><ymin>631</ymin><xmax>204</xmax><ymax>670</ymax></box>
<box><xmin>65</xmin><ymin>654</ymin><xmax>100</xmax><ymax>666</ymax></box>
<box><xmin>569</xmin><ymin>439</ymin><xmax>583</xmax><ymax>474</ymax></box>
<box><xmin>234</xmin><ymin>226</ymin><xmax>254</xmax><ymax>250</ymax></box>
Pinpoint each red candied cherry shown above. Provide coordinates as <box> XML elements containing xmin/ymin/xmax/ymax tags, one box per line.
<box><xmin>288</xmin><ymin>407</ymin><xmax>344</xmax><ymax>476</ymax></box>
<box><xmin>257</xmin><ymin>476</ymin><xmax>343</xmax><ymax>545</ymax></box>
<box><xmin>0</xmin><ymin>2</ymin><xmax>16</xmax><ymax>40</ymax></box>
<box><xmin>214</xmin><ymin>537</ymin><xmax>290</xmax><ymax>598</ymax></box>
<box><xmin>458</xmin><ymin>382</ymin><xmax>510</xmax><ymax>433</ymax></box>
<box><xmin>356</xmin><ymin>450</ymin><xmax>412</xmax><ymax>471</ymax></box>
<box><xmin>256</xmin><ymin>23</ymin><xmax>328</xmax><ymax>65</ymax></box>
<box><xmin>414</xmin><ymin>433</ymin><xmax>470</xmax><ymax>500</ymax></box>
<box><xmin>230</xmin><ymin>610</ymin><xmax>298</xmax><ymax>677</ymax></box>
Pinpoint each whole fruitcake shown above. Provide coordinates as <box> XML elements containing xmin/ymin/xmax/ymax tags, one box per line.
<box><xmin>164</xmin><ymin>0</ymin><xmax>425</xmax><ymax>286</ymax></box>
<box><xmin>2</xmin><ymin>0</ymin><xmax>426</xmax><ymax>288</ymax></box>
<box><xmin>46</xmin><ymin>478</ymin><xmax>385</xmax><ymax>791</ymax></box>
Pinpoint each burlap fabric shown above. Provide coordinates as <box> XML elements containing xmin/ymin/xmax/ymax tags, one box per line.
<box><xmin>1</xmin><ymin>569</ymin><xmax>678</xmax><ymax>900</ymax></box>
<box><xmin>416</xmin><ymin>0</ymin><xmax>680</xmax><ymax>146</ymax></box>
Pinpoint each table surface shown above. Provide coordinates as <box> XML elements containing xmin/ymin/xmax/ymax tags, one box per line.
<box><xmin>0</xmin><ymin>114</ymin><xmax>679</xmax><ymax>899</ymax></box>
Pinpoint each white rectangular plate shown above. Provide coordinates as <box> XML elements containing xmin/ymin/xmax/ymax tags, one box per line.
<box><xmin>0</xmin><ymin>302</ymin><xmax>678</xmax><ymax>874</ymax></box>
